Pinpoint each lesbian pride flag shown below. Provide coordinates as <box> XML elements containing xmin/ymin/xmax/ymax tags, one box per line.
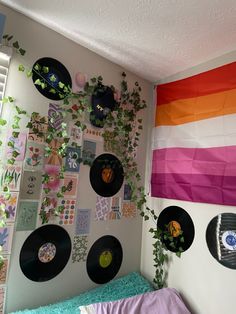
<box><xmin>151</xmin><ymin>62</ymin><xmax>236</xmax><ymax>206</ymax></box>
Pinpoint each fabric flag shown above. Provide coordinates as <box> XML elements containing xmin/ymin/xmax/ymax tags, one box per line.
<box><xmin>151</xmin><ymin>62</ymin><xmax>236</xmax><ymax>206</ymax></box>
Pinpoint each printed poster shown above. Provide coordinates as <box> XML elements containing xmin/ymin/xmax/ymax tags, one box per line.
<box><xmin>95</xmin><ymin>196</ymin><xmax>110</xmax><ymax>220</ymax></box>
<box><xmin>0</xmin><ymin>286</ymin><xmax>6</xmax><ymax>314</ymax></box>
<box><xmin>0</xmin><ymin>192</ymin><xmax>19</xmax><ymax>222</ymax></box>
<box><xmin>122</xmin><ymin>202</ymin><xmax>136</xmax><ymax>218</ymax></box>
<box><xmin>63</xmin><ymin>174</ymin><xmax>78</xmax><ymax>198</ymax></box>
<box><xmin>108</xmin><ymin>197</ymin><xmax>121</xmax><ymax>220</ymax></box>
<box><xmin>20</xmin><ymin>171</ymin><xmax>42</xmax><ymax>199</ymax></box>
<box><xmin>82</xmin><ymin>140</ymin><xmax>96</xmax><ymax>165</ymax></box>
<box><xmin>65</xmin><ymin>147</ymin><xmax>81</xmax><ymax>173</ymax></box>
<box><xmin>0</xmin><ymin>256</ymin><xmax>9</xmax><ymax>285</ymax></box>
<box><xmin>6</xmin><ymin>132</ymin><xmax>27</xmax><ymax>161</ymax></box>
<box><xmin>58</xmin><ymin>198</ymin><xmax>76</xmax><ymax>225</ymax></box>
<box><xmin>16</xmin><ymin>201</ymin><xmax>38</xmax><ymax>231</ymax></box>
<box><xmin>68</xmin><ymin>121</ymin><xmax>83</xmax><ymax>146</ymax></box>
<box><xmin>76</xmin><ymin>208</ymin><xmax>91</xmax><ymax>235</ymax></box>
<box><xmin>43</xmin><ymin>165</ymin><xmax>61</xmax><ymax>193</ymax></box>
<box><xmin>45</xmin><ymin>139</ymin><xmax>63</xmax><ymax>166</ymax></box>
<box><xmin>72</xmin><ymin>235</ymin><xmax>88</xmax><ymax>263</ymax></box>
<box><xmin>24</xmin><ymin>141</ymin><xmax>44</xmax><ymax>171</ymax></box>
<box><xmin>0</xmin><ymin>224</ymin><xmax>14</xmax><ymax>253</ymax></box>
<box><xmin>48</xmin><ymin>103</ymin><xmax>64</xmax><ymax>131</ymax></box>
<box><xmin>0</xmin><ymin>164</ymin><xmax>22</xmax><ymax>191</ymax></box>
<box><xmin>28</xmin><ymin>113</ymin><xmax>48</xmax><ymax>143</ymax></box>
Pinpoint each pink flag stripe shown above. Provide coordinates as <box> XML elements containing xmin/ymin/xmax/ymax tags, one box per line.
<box><xmin>151</xmin><ymin>173</ymin><xmax>236</xmax><ymax>206</ymax></box>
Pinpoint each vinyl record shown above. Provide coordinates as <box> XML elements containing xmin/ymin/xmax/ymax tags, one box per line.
<box><xmin>86</xmin><ymin>235</ymin><xmax>123</xmax><ymax>284</ymax></box>
<box><xmin>32</xmin><ymin>57</ymin><xmax>72</xmax><ymax>100</ymax></box>
<box><xmin>206</xmin><ymin>213</ymin><xmax>236</xmax><ymax>269</ymax></box>
<box><xmin>157</xmin><ymin>206</ymin><xmax>195</xmax><ymax>252</ymax></box>
<box><xmin>90</xmin><ymin>85</ymin><xmax>116</xmax><ymax>128</ymax></box>
<box><xmin>89</xmin><ymin>153</ymin><xmax>124</xmax><ymax>197</ymax></box>
<box><xmin>19</xmin><ymin>224</ymin><xmax>71</xmax><ymax>282</ymax></box>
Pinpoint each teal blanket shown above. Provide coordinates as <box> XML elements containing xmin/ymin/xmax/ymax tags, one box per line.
<box><xmin>11</xmin><ymin>272</ymin><xmax>154</xmax><ymax>314</ymax></box>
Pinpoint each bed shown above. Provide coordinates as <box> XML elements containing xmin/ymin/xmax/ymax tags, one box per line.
<box><xmin>11</xmin><ymin>272</ymin><xmax>190</xmax><ymax>314</ymax></box>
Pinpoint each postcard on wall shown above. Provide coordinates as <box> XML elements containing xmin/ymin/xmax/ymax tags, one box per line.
<box><xmin>0</xmin><ymin>224</ymin><xmax>14</xmax><ymax>254</ymax></box>
<box><xmin>0</xmin><ymin>164</ymin><xmax>22</xmax><ymax>192</ymax></box>
<box><xmin>45</xmin><ymin>139</ymin><xmax>63</xmax><ymax>166</ymax></box>
<box><xmin>24</xmin><ymin>141</ymin><xmax>45</xmax><ymax>171</ymax></box>
<box><xmin>0</xmin><ymin>286</ymin><xmax>6</xmax><ymax>314</ymax></box>
<box><xmin>83</xmin><ymin>124</ymin><xmax>103</xmax><ymax>142</ymax></box>
<box><xmin>16</xmin><ymin>201</ymin><xmax>38</xmax><ymax>231</ymax></box>
<box><xmin>38</xmin><ymin>195</ymin><xmax>58</xmax><ymax>224</ymax></box>
<box><xmin>68</xmin><ymin>121</ymin><xmax>83</xmax><ymax>146</ymax></box>
<box><xmin>20</xmin><ymin>171</ymin><xmax>42</xmax><ymax>200</ymax></box>
<box><xmin>82</xmin><ymin>140</ymin><xmax>96</xmax><ymax>165</ymax></box>
<box><xmin>43</xmin><ymin>165</ymin><xmax>61</xmax><ymax>194</ymax></box>
<box><xmin>72</xmin><ymin>235</ymin><xmax>88</xmax><ymax>263</ymax></box>
<box><xmin>108</xmin><ymin>196</ymin><xmax>121</xmax><ymax>220</ymax></box>
<box><xmin>58</xmin><ymin>198</ymin><xmax>76</xmax><ymax>225</ymax></box>
<box><xmin>122</xmin><ymin>202</ymin><xmax>136</xmax><ymax>218</ymax></box>
<box><xmin>6</xmin><ymin>131</ymin><xmax>27</xmax><ymax>162</ymax></box>
<box><xmin>0</xmin><ymin>192</ymin><xmax>19</xmax><ymax>222</ymax></box>
<box><xmin>76</xmin><ymin>208</ymin><xmax>91</xmax><ymax>235</ymax></box>
<box><xmin>28</xmin><ymin>113</ymin><xmax>48</xmax><ymax>143</ymax></box>
<box><xmin>48</xmin><ymin>103</ymin><xmax>64</xmax><ymax>132</ymax></box>
<box><xmin>0</xmin><ymin>255</ymin><xmax>9</xmax><ymax>285</ymax></box>
<box><xmin>65</xmin><ymin>147</ymin><xmax>81</xmax><ymax>173</ymax></box>
<box><xmin>63</xmin><ymin>174</ymin><xmax>78</xmax><ymax>198</ymax></box>
<box><xmin>95</xmin><ymin>196</ymin><xmax>111</xmax><ymax>221</ymax></box>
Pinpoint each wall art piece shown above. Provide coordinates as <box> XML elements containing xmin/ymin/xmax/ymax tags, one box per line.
<box><xmin>58</xmin><ymin>199</ymin><xmax>76</xmax><ymax>225</ymax></box>
<box><xmin>43</xmin><ymin>165</ymin><xmax>61</xmax><ymax>193</ymax></box>
<box><xmin>76</xmin><ymin>208</ymin><xmax>91</xmax><ymax>235</ymax></box>
<box><xmin>122</xmin><ymin>202</ymin><xmax>136</xmax><ymax>218</ymax></box>
<box><xmin>6</xmin><ymin>131</ymin><xmax>27</xmax><ymax>161</ymax></box>
<box><xmin>108</xmin><ymin>197</ymin><xmax>121</xmax><ymax>220</ymax></box>
<box><xmin>45</xmin><ymin>139</ymin><xmax>63</xmax><ymax>166</ymax></box>
<box><xmin>72</xmin><ymin>235</ymin><xmax>88</xmax><ymax>263</ymax></box>
<box><xmin>0</xmin><ymin>286</ymin><xmax>6</xmax><ymax>314</ymax></box>
<box><xmin>65</xmin><ymin>147</ymin><xmax>81</xmax><ymax>173</ymax></box>
<box><xmin>20</xmin><ymin>171</ymin><xmax>42</xmax><ymax>199</ymax></box>
<box><xmin>0</xmin><ymin>164</ymin><xmax>22</xmax><ymax>191</ymax></box>
<box><xmin>24</xmin><ymin>141</ymin><xmax>44</xmax><ymax>171</ymax></box>
<box><xmin>63</xmin><ymin>174</ymin><xmax>78</xmax><ymax>198</ymax></box>
<box><xmin>48</xmin><ymin>103</ymin><xmax>64</xmax><ymax>131</ymax></box>
<box><xmin>0</xmin><ymin>192</ymin><xmax>18</xmax><ymax>222</ymax></box>
<box><xmin>73</xmin><ymin>71</ymin><xmax>87</xmax><ymax>92</ymax></box>
<box><xmin>68</xmin><ymin>121</ymin><xmax>83</xmax><ymax>146</ymax></box>
<box><xmin>28</xmin><ymin>113</ymin><xmax>48</xmax><ymax>143</ymax></box>
<box><xmin>123</xmin><ymin>183</ymin><xmax>132</xmax><ymax>201</ymax></box>
<box><xmin>82</xmin><ymin>140</ymin><xmax>96</xmax><ymax>165</ymax></box>
<box><xmin>16</xmin><ymin>201</ymin><xmax>38</xmax><ymax>231</ymax></box>
<box><xmin>39</xmin><ymin>195</ymin><xmax>58</xmax><ymax>224</ymax></box>
<box><xmin>0</xmin><ymin>255</ymin><xmax>9</xmax><ymax>285</ymax></box>
<box><xmin>95</xmin><ymin>196</ymin><xmax>110</xmax><ymax>221</ymax></box>
<box><xmin>0</xmin><ymin>224</ymin><xmax>14</xmax><ymax>253</ymax></box>
<box><xmin>83</xmin><ymin>124</ymin><xmax>103</xmax><ymax>142</ymax></box>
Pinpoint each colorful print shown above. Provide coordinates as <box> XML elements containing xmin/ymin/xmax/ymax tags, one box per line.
<box><xmin>45</xmin><ymin>139</ymin><xmax>63</xmax><ymax>166</ymax></box>
<box><xmin>39</xmin><ymin>196</ymin><xmax>58</xmax><ymax>223</ymax></box>
<box><xmin>0</xmin><ymin>192</ymin><xmax>18</xmax><ymax>222</ymax></box>
<box><xmin>65</xmin><ymin>147</ymin><xmax>81</xmax><ymax>172</ymax></box>
<box><xmin>83</xmin><ymin>125</ymin><xmax>103</xmax><ymax>141</ymax></box>
<box><xmin>95</xmin><ymin>196</ymin><xmax>110</xmax><ymax>221</ymax></box>
<box><xmin>72</xmin><ymin>235</ymin><xmax>88</xmax><ymax>263</ymax></box>
<box><xmin>0</xmin><ymin>224</ymin><xmax>14</xmax><ymax>253</ymax></box>
<box><xmin>108</xmin><ymin>197</ymin><xmax>121</xmax><ymax>220</ymax></box>
<box><xmin>28</xmin><ymin>113</ymin><xmax>48</xmax><ymax>143</ymax></box>
<box><xmin>24</xmin><ymin>141</ymin><xmax>44</xmax><ymax>171</ymax></box>
<box><xmin>122</xmin><ymin>202</ymin><xmax>136</xmax><ymax>218</ymax></box>
<box><xmin>63</xmin><ymin>174</ymin><xmax>78</xmax><ymax>197</ymax></box>
<box><xmin>38</xmin><ymin>242</ymin><xmax>57</xmax><ymax>263</ymax></box>
<box><xmin>6</xmin><ymin>132</ymin><xmax>27</xmax><ymax>161</ymax></box>
<box><xmin>76</xmin><ymin>208</ymin><xmax>91</xmax><ymax>235</ymax></box>
<box><xmin>0</xmin><ymin>256</ymin><xmax>9</xmax><ymax>285</ymax></box>
<box><xmin>44</xmin><ymin>165</ymin><xmax>61</xmax><ymax>193</ymax></box>
<box><xmin>68</xmin><ymin>121</ymin><xmax>83</xmax><ymax>146</ymax></box>
<box><xmin>48</xmin><ymin>103</ymin><xmax>64</xmax><ymax>131</ymax></box>
<box><xmin>58</xmin><ymin>199</ymin><xmax>76</xmax><ymax>225</ymax></box>
<box><xmin>0</xmin><ymin>164</ymin><xmax>22</xmax><ymax>191</ymax></box>
<box><xmin>16</xmin><ymin>201</ymin><xmax>38</xmax><ymax>231</ymax></box>
<box><xmin>0</xmin><ymin>287</ymin><xmax>5</xmax><ymax>314</ymax></box>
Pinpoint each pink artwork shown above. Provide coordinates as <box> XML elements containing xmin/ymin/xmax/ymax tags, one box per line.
<box><xmin>44</xmin><ymin>165</ymin><xmax>61</xmax><ymax>193</ymax></box>
<box><xmin>0</xmin><ymin>192</ymin><xmax>19</xmax><ymax>222</ymax></box>
<box><xmin>6</xmin><ymin>132</ymin><xmax>27</xmax><ymax>161</ymax></box>
<box><xmin>63</xmin><ymin>174</ymin><xmax>78</xmax><ymax>197</ymax></box>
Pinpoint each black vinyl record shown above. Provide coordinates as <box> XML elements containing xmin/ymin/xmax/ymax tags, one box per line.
<box><xmin>89</xmin><ymin>153</ymin><xmax>124</xmax><ymax>197</ymax></box>
<box><xmin>32</xmin><ymin>57</ymin><xmax>72</xmax><ymax>100</ymax></box>
<box><xmin>206</xmin><ymin>213</ymin><xmax>236</xmax><ymax>269</ymax></box>
<box><xmin>157</xmin><ymin>206</ymin><xmax>195</xmax><ymax>252</ymax></box>
<box><xmin>19</xmin><ymin>224</ymin><xmax>71</xmax><ymax>282</ymax></box>
<box><xmin>86</xmin><ymin>235</ymin><xmax>123</xmax><ymax>284</ymax></box>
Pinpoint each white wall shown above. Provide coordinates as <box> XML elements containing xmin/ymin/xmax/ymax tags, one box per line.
<box><xmin>141</xmin><ymin>51</ymin><xmax>236</xmax><ymax>314</ymax></box>
<box><xmin>0</xmin><ymin>4</ymin><xmax>152</xmax><ymax>313</ymax></box>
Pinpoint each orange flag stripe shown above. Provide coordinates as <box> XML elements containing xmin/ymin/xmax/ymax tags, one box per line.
<box><xmin>155</xmin><ymin>88</ymin><xmax>236</xmax><ymax>126</ymax></box>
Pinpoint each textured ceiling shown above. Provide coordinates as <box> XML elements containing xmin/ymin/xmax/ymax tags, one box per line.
<box><xmin>1</xmin><ymin>0</ymin><xmax>236</xmax><ymax>82</ymax></box>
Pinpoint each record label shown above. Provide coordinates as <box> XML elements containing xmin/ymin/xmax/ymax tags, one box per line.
<box><xmin>20</xmin><ymin>225</ymin><xmax>71</xmax><ymax>282</ymax></box>
<box><xmin>222</xmin><ymin>231</ymin><xmax>236</xmax><ymax>250</ymax></box>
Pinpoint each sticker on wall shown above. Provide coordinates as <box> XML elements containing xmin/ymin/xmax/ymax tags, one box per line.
<box><xmin>43</xmin><ymin>165</ymin><xmax>61</xmax><ymax>193</ymax></box>
<box><xmin>82</xmin><ymin>140</ymin><xmax>96</xmax><ymax>165</ymax></box>
<box><xmin>45</xmin><ymin>139</ymin><xmax>63</xmax><ymax>166</ymax></box>
<box><xmin>20</xmin><ymin>171</ymin><xmax>42</xmax><ymax>199</ymax></box>
<box><xmin>95</xmin><ymin>196</ymin><xmax>110</xmax><ymax>221</ymax></box>
<box><xmin>0</xmin><ymin>192</ymin><xmax>19</xmax><ymax>222</ymax></box>
<box><xmin>65</xmin><ymin>147</ymin><xmax>81</xmax><ymax>172</ymax></box>
<box><xmin>83</xmin><ymin>125</ymin><xmax>103</xmax><ymax>142</ymax></box>
<box><xmin>122</xmin><ymin>202</ymin><xmax>136</xmax><ymax>218</ymax></box>
<box><xmin>28</xmin><ymin>113</ymin><xmax>48</xmax><ymax>143</ymax></box>
<box><xmin>48</xmin><ymin>103</ymin><xmax>64</xmax><ymax>131</ymax></box>
<box><xmin>0</xmin><ymin>224</ymin><xmax>14</xmax><ymax>253</ymax></box>
<box><xmin>68</xmin><ymin>121</ymin><xmax>83</xmax><ymax>146</ymax></box>
<box><xmin>16</xmin><ymin>201</ymin><xmax>38</xmax><ymax>231</ymax></box>
<box><xmin>63</xmin><ymin>174</ymin><xmax>78</xmax><ymax>197</ymax></box>
<box><xmin>72</xmin><ymin>235</ymin><xmax>88</xmax><ymax>263</ymax></box>
<box><xmin>0</xmin><ymin>164</ymin><xmax>22</xmax><ymax>191</ymax></box>
<box><xmin>76</xmin><ymin>208</ymin><xmax>91</xmax><ymax>235</ymax></box>
<box><xmin>6</xmin><ymin>132</ymin><xmax>27</xmax><ymax>161</ymax></box>
<box><xmin>0</xmin><ymin>286</ymin><xmax>6</xmax><ymax>314</ymax></box>
<box><xmin>24</xmin><ymin>141</ymin><xmax>44</xmax><ymax>171</ymax></box>
<box><xmin>108</xmin><ymin>197</ymin><xmax>121</xmax><ymax>220</ymax></box>
<box><xmin>123</xmin><ymin>183</ymin><xmax>132</xmax><ymax>201</ymax></box>
<box><xmin>58</xmin><ymin>199</ymin><xmax>76</xmax><ymax>225</ymax></box>
<box><xmin>0</xmin><ymin>256</ymin><xmax>9</xmax><ymax>285</ymax></box>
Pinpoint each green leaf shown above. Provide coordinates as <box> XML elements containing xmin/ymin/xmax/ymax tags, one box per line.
<box><xmin>19</xmin><ymin>48</ymin><xmax>26</xmax><ymax>56</ymax></box>
<box><xmin>49</xmin><ymin>74</ymin><xmax>56</xmax><ymax>82</ymax></box>
<box><xmin>0</xmin><ymin>119</ymin><xmax>7</xmax><ymax>126</ymax></box>
<box><xmin>12</xmin><ymin>41</ymin><xmax>19</xmax><ymax>49</ymax></box>
<box><xmin>18</xmin><ymin>64</ymin><xmax>25</xmax><ymax>72</ymax></box>
<box><xmin>42</xmin><ymin>66</ymin><xmax>49</xmax><ymax>73</ymax></box>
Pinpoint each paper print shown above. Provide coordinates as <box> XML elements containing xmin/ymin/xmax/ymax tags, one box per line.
<box><xmin>24</xmin><ymin>141</ymin><xmax>44</xmax><ymax>171</ymax></box>
<box><xmin>0</xmin><ymin>164</ymin><xmax>22</xmax><ymax>191</ymax></box>
<box><xmin>20</xmin><ymin>171</ymin><xmax>42</xmax><ymax>199</ymax></box>
<box><xmin>39</xmin><ymin>195</ymin><xmax>58</xmax><ymax>223</ymax></box>
<box><xmin>0</xmin><ymin>256</ymin><xmax>9</xmax><ymax>285</ymax></box>
<box><xmin>48</xmin><ymin>103</ymin><xmax>64</xmax><ymax>131</ymax></box>
<box><xmin>65</xmin><ymin>147</ymin><xmax>81</xmax><ymax>172</ymax></box>
<box><xmin>83</xmin><ymin>125</ymin><xmax>103</xmax><ymax>142</ymax></box>
<box><xmin>6</xmin><ymin>132</ymin><xmax>27</xmax><ymax>161</ymax></box>
<box><xmin>28</xmin><ymin>113</ymin><xmax>48</xmax><ymax>143</ymax></box>
<box><xmin>122</xmin><ymin>202</ymin><xmax>136</xmax><ymax>218</ymax></box>
<box><xmin>72</xmin><ymin>235</ymin><xmax>88</xmax><ymax>263</ymax></box>
<box><xmin>76</xmin><ymin>208</ymin><xmax>91</xmax><ymax>235</ymax></box>
<box><xmin>73</xmin><ymin>72</ymin><xmax>87</xmax><ymax>91</ymax></box>
<box><xmin>58</xmin><ymin>199</ymin><xmax>76</xmax><ymax>225</ymax></box>
<box><xmin>95</xmin><ymin>196</ymin><xmax>110</xmax><ymax>220</ymax></box>
<box><xmin>123</xmin><ymin>183</ymin><xmax>132</xmax><ymax>201</ymax></box>
<box><xmin>0</xmin><ymin>224</ymin><xmax>14</xmax><ymax>253</ymax></box>
<box><xmin>63</xmin><ymin>174</ymin><xmax>78</xmax><ymax>197</ymax></box>
<box><xmin>45</xmin><ymin>139</ymin><xmax>63</xmax><ymax>166</ymax></box>
<box><xmin>82</xmin><ymin>140</ymin><xmax>96</xmax><ymax>165</ymax></box>
<box><xmin>0</xmin><ymin>192</ymin><xmax>19</xmax><ymax>222</ymax></box>
<box><xmin>108</xmin><ymin>196</ymin><xmax>121</xmax><ymax>220</ymax></box>
<box><xmin>68</xmin><ymin>121</ymin><xmax>83</xmax><ymax>146</ymax></box>
<box><xmin>0</xmin><ymin>286</ymin><xmax>6</xmax><ymax>314</ymax></box>
<box><xmin>43</xmin><ymin>165</ymin><xmax>61</xmax><ymax>193</ymax></box>
<box><xmin>16</xmin><ymin>201</ymin><xmax>38</xmax><ymax>231</ymax></box>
